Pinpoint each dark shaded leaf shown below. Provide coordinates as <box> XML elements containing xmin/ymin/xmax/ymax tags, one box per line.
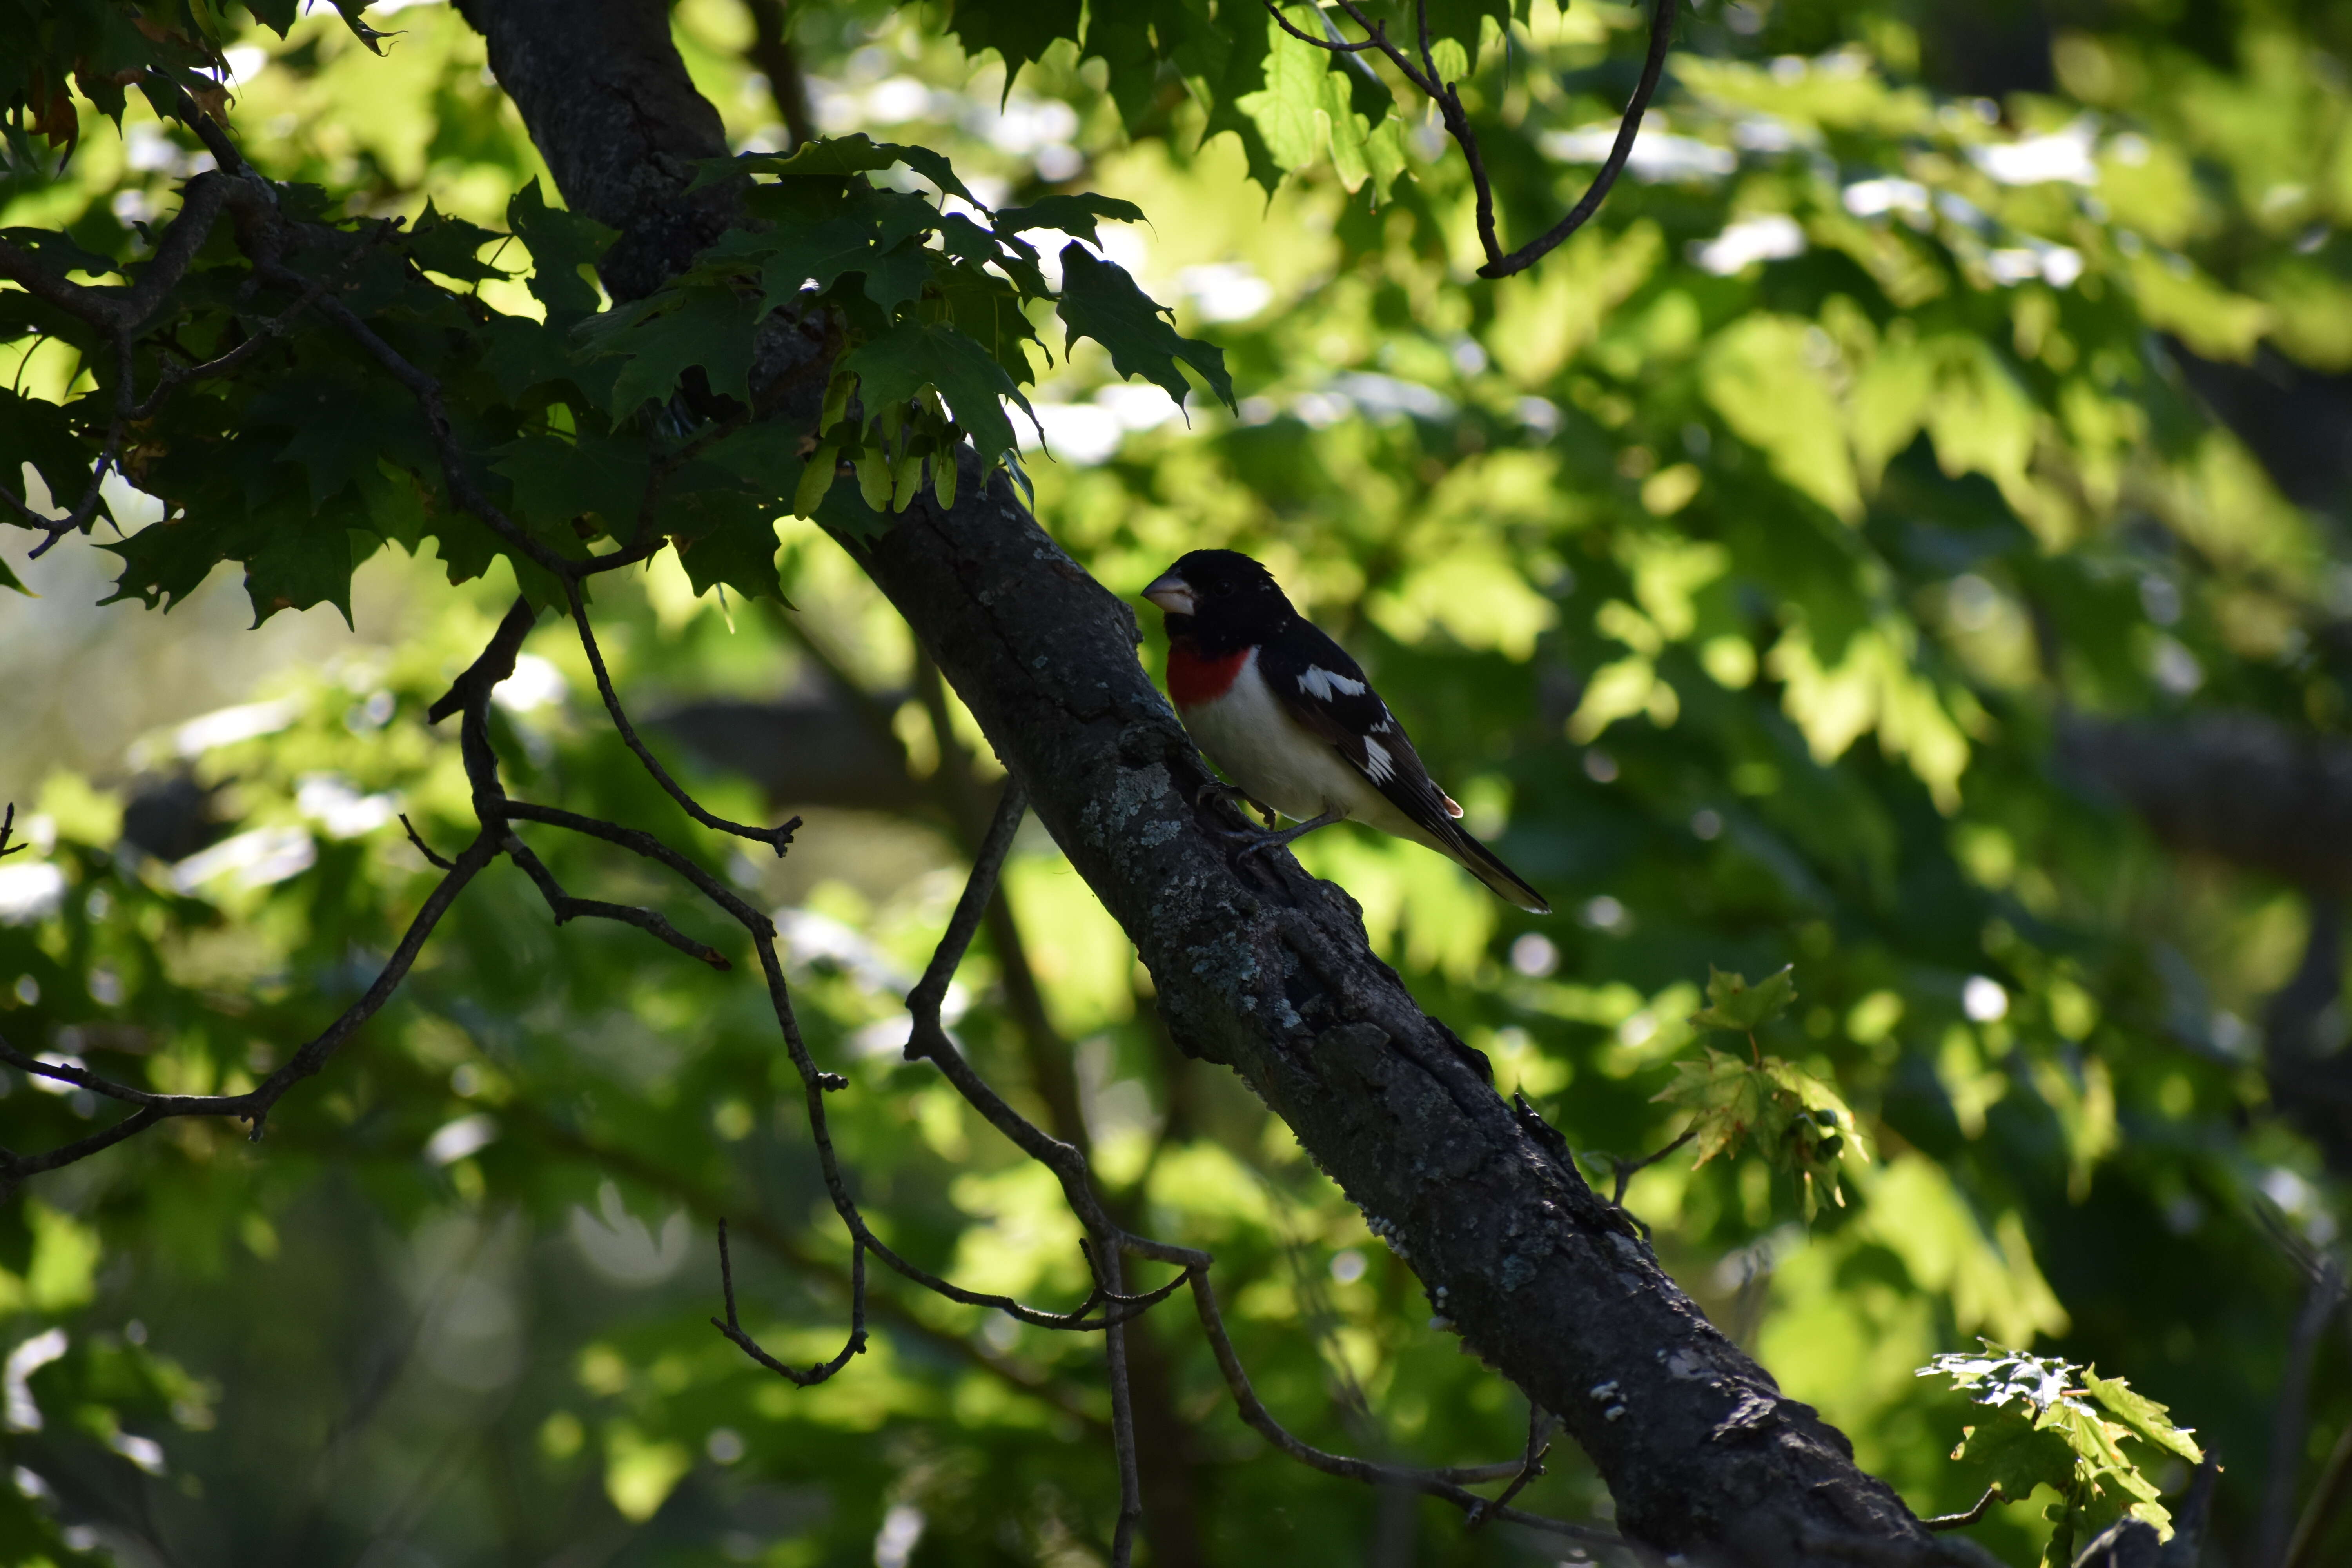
<box><xmin>0</xmin><ymin>384</ymin><xmax>94</xmax><ymax>511</ymax></box>
<box><xmin>244</xmin><ymin>519</ymin><xmax>378</xmax><ymax>626</ymax></box>
<box><xmin>841</xmin><ymin>318</ymin><xmax>1036</xmax><ymax>468</ymax></box>
<box><xmin>597</xmin><ymin>289</ymin><xmax>760</xmax><ymax>419</ymax></box>
<box><xmin>994</xmin><ymin>193</ymin><xmax>1147</xmax><ymax>248</ymax></box>
<box><xmin>247</xmin><ymin>373</ymin><xmax>424</xmax><ymax>508</ymax></box>
<box><xmin>666</xmin><ymin>490</ymin><xmax>783</xmax><ymax>601</ymax></box>
<box><xmin>408</xmin><ymin>201</ymin><xmax>510</xmax><ymax>284</ymax></box>
<box><xmin>507</xmin><ymin>177</ymin><xmax>614</xmax><ymax>325</ymax></box>
<box><xmin>720</xmin><ymin>133</ymin><xmax>979</xmax><ymax>209</ymax></box>
<box><xmin>493</xmin><ymin>432</ymin><xmax>652</xmax><ymax>536</ymax></box>
<box><xmin>1054</xmin><ymin>244</ymin><xmax>1234</xmax><ymax>408</ymax></box>
<box><xmin>943</xmin><ymin>0</ymin><xmax>1085</xmax><ymax>97</ymax></box>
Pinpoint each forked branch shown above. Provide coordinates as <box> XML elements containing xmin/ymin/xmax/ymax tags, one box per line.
<box><xmin>1266</xmin><ymin>0</ymin><xmax>1679</xmax><ymax>278</ymax></box>
<box><xmin>704</xmin><ymin>773</ymin><xmax>1635</xmax><ymax>1559</ymax></box>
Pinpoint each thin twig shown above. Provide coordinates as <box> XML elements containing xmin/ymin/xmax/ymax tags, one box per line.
<box><xmin>509</xmin><ymin>1102</ymin><xmax>1109</xmax><ymax>1430</ymax></box>
<box><xmin>1265</xmin><ymin>4</ymin><xmax>1389</xmax><ymax>53</ymax></box>
<box><xmin>1099</xmin><ymin>1241</ymin><xmax>1145</xmax><ymax>1568</ymax></box>
<box><xmin>1183</xmin><ymin>1268</ymin><xmax>1639</xmax><ymax>1556</ymax></box>
<box><xmin>1265</xmin><ymin>0</ymin><xmax>1679</xmax><ymax>278</ymax></box>
<box><xmin>711</xmin><ymin>1218</ymin><xmax>868</xmax><ymax>1386</ymax></box>
<box><xmin>1922</xmin><ymin>1486</ymin><xmax>2001</xmax><ymax>1531</ymax></box>
<box><xmin>1589</xmin><ymin>1128</ymin><xmax>1696</xmax><ymax>1207</ymax></box>
<box><xmin>1466</xmin><ymin>1403</ymin><xmax>1555</xmax><ymax>1529</ymax></box>
<box><xmin>907</xmin><ymin>777</ymin><xmax>1027</xmax><ymax>1030</ymax></box>
<box><xmin>564</xmin><ymin>577</ymin><xmax>802</xmax><ymax>855</ymax></box>
<box><xmin>504</xmin><ymin>832</ymin><xmax>732</xmax><ymax>969</ymax></box>
<box><xmin>0</xmin><ymin>823</ymin><xmax>497</xmax><ymax>1192</ymax></box>
<box><xmin>399</xmin><ymin>813</ymin><xmax>456</xmax><ymax>871</ymax></box>
<box><xmin>0</xmin><ymin>803</ymin><xmax>20</xmax><ymax>859</ymax></box>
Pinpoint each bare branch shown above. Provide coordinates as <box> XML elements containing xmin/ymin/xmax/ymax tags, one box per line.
<box><xmin>563</xmin><ymin>579</ymin><xmax>803</xmax><ymax>855</ymax></box>
<box><xmin>505</xmin><ymin>832</ymin><xmax>733</xmax><ymax>968</ymax></box>
<box><xmin>0</xmin><ymin>822</ymin><xmax>499</xmax><ymax>1192</ymax></box>
<box><xmin>399</xmin><ymin>813</ymin><xmax>457</xmax><ymax>872</ymax></box>
<box><xmin>510</xmin><ymin>1102</ymin><xmax>1111</xmax><ymax>1430</ymax></box>
<box><xmin>1099</xmin><ymin>1241</ymin><xmax>1145</xmax><ymax>1568</ymax></box>
<box><xmin>0</xmin><ymin>803</ymin><xmax>21</xmax><ymax>860</ymax></box>
<box><xmin>1465</xmin><ymin>1403</ymin><xmax>1556</xmax><ymax>1529</ymax></box>
<box><xmin>1183</xmin><ymin>1269</ymin><xmax>1639</xmax><ymax>1556</ymax></box>
<box><xmin>1264</xmin><ymin>0</ymin><xmax>1679</xmax><ymax>279</ymax></box>
<box><xmin>0</xmin><ymin>168</ymin><xmax>249</xmax><ymax>332</ymax></box>
<box><xmin>711</xmin><ymin>1218</ymin><xmax>869</xmax><ymax>1386</ymax></box>
<box><xmin>909</xmin><ymin>776</ymin><xmax>1027</xmax><ymax>1029</ymax></box>
<box><xmin>1921</xmin><ymin>1488</ymin><xmax>2001</xmax><ymax>1532</ymax></box>
<box><xmin>1573</xmin><ymin>1127</ymin><xmax>1697</xmax><ymax>1223</ymax></box>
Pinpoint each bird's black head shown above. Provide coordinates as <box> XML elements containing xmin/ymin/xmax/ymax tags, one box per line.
<box><xmin>1142</xmin><ymin>550</ymin><xmax>1296</xmax><ymax>652</ymax></box>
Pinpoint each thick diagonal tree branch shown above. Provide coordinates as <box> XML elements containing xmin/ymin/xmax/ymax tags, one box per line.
<box><xmin>436</xmin><ymin>2</ymin><xmax>1973</xmax><ymax>1561</ymax></box>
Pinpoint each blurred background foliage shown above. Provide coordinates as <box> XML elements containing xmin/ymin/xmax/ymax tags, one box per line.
<box><xmin>6</xmin><ymin>0</ymin><xmax>2352</xmax><ymax>1564</ymax></box>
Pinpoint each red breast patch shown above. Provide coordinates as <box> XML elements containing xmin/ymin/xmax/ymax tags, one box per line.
<box><xmin>1167</xmin><ymin>643</ymin><xmax>1249</xmax><ymax>708</ymax></box>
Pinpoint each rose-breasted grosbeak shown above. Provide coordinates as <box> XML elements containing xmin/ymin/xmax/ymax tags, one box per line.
<box><xmin>1143</xmin><ymin>549</ymin><xmax>1551</xmax><ymax>915</ymax></box>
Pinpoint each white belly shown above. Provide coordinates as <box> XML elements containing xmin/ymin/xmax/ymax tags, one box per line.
<box><xmin>1178</xmin><ymin>650</ymin><xmax>1427</xmax><ymax>843</ymax></box>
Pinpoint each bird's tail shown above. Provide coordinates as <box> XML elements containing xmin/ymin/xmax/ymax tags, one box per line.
<box><xmin>1435</xmin><ymin>820</ymin><xmax>1550</xmax><ymax>915</ymax></box>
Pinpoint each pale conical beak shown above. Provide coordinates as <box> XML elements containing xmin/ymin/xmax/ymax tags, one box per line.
<box><xmin>1142</xmin><ymin>573</ymin><xmax>1197</xmax><ymax>616</ymax></box>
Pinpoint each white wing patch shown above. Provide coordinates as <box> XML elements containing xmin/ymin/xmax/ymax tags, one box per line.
<box><xmin>1362</xmin><ymin>737</ymin><xmax>1395</xmax><ymax>782</ymax></box>
<box><xmin>1296</xmin><ymin>665</ymin><xmax>1367</xmax><ymax>701</ymax></box>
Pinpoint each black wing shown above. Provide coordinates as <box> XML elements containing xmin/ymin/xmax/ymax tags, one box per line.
<box><xmin>1257</xmin><ymin>619</ymin><xmax>1552</xmax><ymax>915</ymax></box>
<box><xmin>1255</xmin><ymin>620</ymin><xmax>1461</xmax><ymax>831</ymax></box>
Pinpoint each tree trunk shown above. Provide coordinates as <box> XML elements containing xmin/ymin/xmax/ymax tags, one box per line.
<box><xmin>453</xmin><ymin>2</ymin><xmax>1960</xmax><ymax>1560</ymax></box>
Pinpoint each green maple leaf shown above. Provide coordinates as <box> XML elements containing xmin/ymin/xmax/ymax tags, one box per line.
<box><xmin>1056</xmin><ymin>245</ymin><xmax>1234</xmax><ymax>410</ymax></box>
<box><xmin>1954</xmin><ymin>1407</ymin><xmax>2078</xmax><ymax>1501</ymax></box>
<box><xmin>1690</xmin><ymin>965</ymin><xmax>1798</xmax><ymax>1031</ymax></box>
<box><xmin>2082</xmin><ymin>1368</ymin><xmax>2203</xmax><ymax>1465</ymax></box>
<box><xmin>942</xmin><ymin>0</ymin><xmax>1085</xmax><ymax>97</ymax></box>
<box><xmin>492</xmin><ymin>432</ymin><xmax>652</xmax><ymax>539</ymax></box>
<box><xmin>408</xmin><ymin>201</ymin><xmax>509</xmax><ymax>284</ymax></box>
<box><xmin>595</xmin><ymin>289</ymin><xmax>761</xmax><ymax>419</ymax></box>
<box><xmin>664</xmin><ymin>490</ymin><xmax>784</xmax><ymax>601</ymax></box>
<box><xmin>995</xmin><ymin>194</ymin><xmax>1147</xmax><ymax>249</ymax></box>
<box><xmin>0</xmin><ymin>384</ymin><xmax>92</xmax><ymax>524</ymax></box>
<box><xmin>508</xmin><ymin>178</ymin><xmax>614</xmax><ymax>325</ymax></box>
<box><xmin>716</xmin><ymin>133</ymin><xmax>982</xmax><ymax>210</ymax></box>
<box><xmin>842</xmin><ymin>317</ymin><xmax>1037</xmax><ymax>472</ymax></box>
<box><xmin>1653</xmin><ymin>1048</ymin><xmax>1773</xmax><ymax>1168</ymax></box>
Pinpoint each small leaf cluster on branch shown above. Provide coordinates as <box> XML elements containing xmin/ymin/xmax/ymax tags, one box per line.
<box><xmin>3</xmin><ymin>86</ymin><xmax>1225</xmax><ymax>617</ymax></box>
<box><xmin>1651</xmin><ymin>965</ymin><xmax>1869</xmax><ymax>1220</ymax></box>
<box><xmin>1922</xmin><ymin>1345</ymin><xmax>2207</xmax><ymax>1566</ymax></box>
<box><xmin>642</xmin><ymin>134</ymin><xmax>1229</xmax><ymax>518</ymax></box>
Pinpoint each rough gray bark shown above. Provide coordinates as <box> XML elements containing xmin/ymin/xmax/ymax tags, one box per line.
<box><xmin>455</xmin><ymin>2</ymin><xmax>1965</xmax><ymax>1561</ymax></box>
